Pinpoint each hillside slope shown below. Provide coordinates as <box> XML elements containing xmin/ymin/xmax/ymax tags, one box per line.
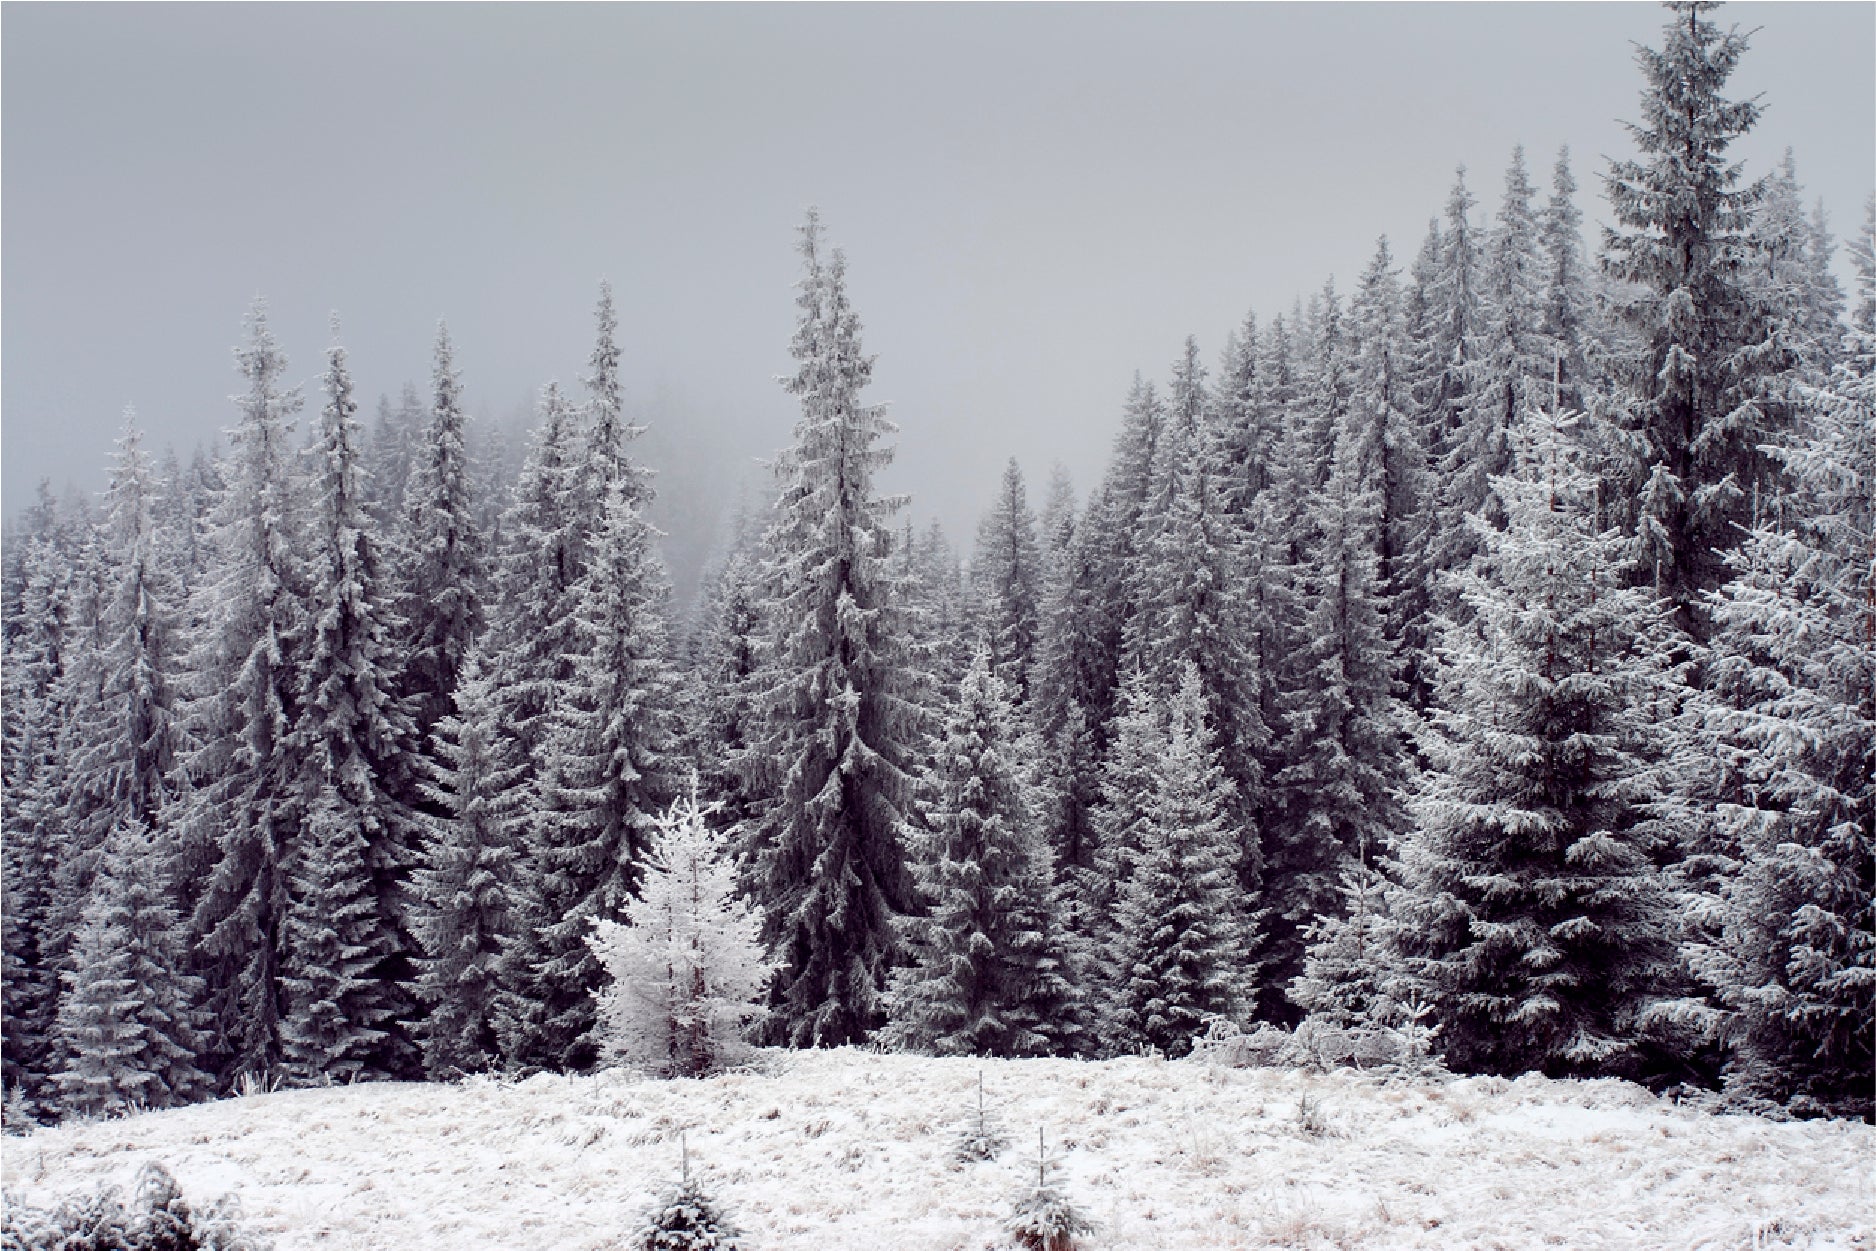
<box><xmin>4</xmin><ymin>1050</ymin><xmax>1870</xmax><ymax>1249</ymax></box>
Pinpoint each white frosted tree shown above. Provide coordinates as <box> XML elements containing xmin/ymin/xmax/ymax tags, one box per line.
<box><xmin>589</xmin><ymin>784</ymin><xmax>773</xmax><ymax>1078</ymax></box>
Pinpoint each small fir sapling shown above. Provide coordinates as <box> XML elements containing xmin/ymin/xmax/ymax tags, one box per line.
<box><xmin>633</xmin><ymin>1133</ymin><xmax>742</xmax><ymax>1251</ymax></box>
<box><xmin>951</xmin><ymin>1070</ymin><xmax>1009</xmax><ymax>1163</ymax></box>
<box><xmin>1006</xmin><ymin>1127</ymin><xmax>1096</xmax><ymax>1251</ymax></box>
<box><xmin>588</xmin><ymin>781</ymin><xmax>775</xmax><ymax>1078</ymax></box>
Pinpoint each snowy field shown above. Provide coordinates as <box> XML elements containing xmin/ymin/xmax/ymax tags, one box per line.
<box><xmin>4</xmin><ymin>1049</ymin><xmax>1870</xmax><ymax>1250</ymax></box>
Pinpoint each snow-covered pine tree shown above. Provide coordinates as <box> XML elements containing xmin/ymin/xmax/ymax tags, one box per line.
<box><xmin>580</xmin><ymin>280</ymin><xmax>648</xmax><ymax>510</ymax></box>
<box><xmin>1344</xmin><ymin>237</ymin><xmax>1432</xmax><ymax>706</ymax></box>
<box><xmin>279</xmin><ymin>783</ymin><xmax>385</xmax><ymax>1084</ymax></box>
<box><xmin>1541</xmin><ymin>147</ymin><xmax>1597</xmax><ymax>412</ymax></box>
<box><xmin>1417</xmin><ymin>167</ymin><xmax>1485</xmax><ymax>496</ymax></box>
<box><xmin>1111</xmin><ymin>663</ymin><xmax>1254</xmax><ymax>1056</ymax></box>
<box><xmin>1601</xmin><ymin>1</ymin><xmax>1774</xmax><ymax>631</ymax></box>
<box><xmin>280</xmin><ymin>326</ymin><xmax>424</xmax><ymax>1082</ymax></box>
<box><xmin>481</xmin><ymin>382</ymin><xmax>588</xmax><ymax>831</ymax></box>
<box><xmin>395</xmin><ymin>321</ymin><xmax>486</xmax><ymax>744</ymax></box>
<box><xmin>740</xmin><ymin>211</ymin><xmax>919</xmax><ymax>1048</ymax></box>
<box><xmin>64</xmin><ymin>410</ymin><xmax>188</xmax><ymax>855</ymax></box>
<box><xmin>1438</xmin><ymin>151</ymin><xmax>1551</xmax><ymax>581</ymax></box>
<box><xmin>498</xmin><ymin>479</ymin><xmax>682</xmax><ymax>1072</ymax></box>
<box><xmin>1746</xmin><ymin>151</ymin><xmax>1844</xmax><ymax>382</ymax></box>
<box><xmin>47</xmin><ymin>412</ymin><xmax>192</xmax><ymax>1091</ymax></box>
<box><xmin>1077</xmin><ymin>665</ymin><xmax>1162</xmax><ymax>1025</ymax></box>
<box><xmin>970</xmin><ymin>458</ymin><xmax>1044</xmax><ymax>704</ymax></box>
<box><xmin>1261</xmin><ymin>387</ymin><xmax>1408</xmax><ymax>1025</ymax></box>
<box><xmin>52</xmin><ymin>819</ymin><xmax>208</xmax><ymax>1118</ymax></box>
<box><xmin>1395</xmin><ymin>404</ymin><xmax>1678</xmax><ymax>1078</ymax></box>
<box><xmin>0</xmin><ymin>520</ymin><xmax>78</xmax><ymax>1108</ymax></box>
<box><xmin>1848</xmin><ymin>195</ymin><xmax>1876</xmax><ymax>336</ymax></box>
<box><xmin>1287</xmin><ymin>858</ymin><xmax>1399</xmax><ymax>1032</ymax></box>
<box><xmin>688</xmin><ymin>511</ymin><xmax>767</xmax><ymax>854</ymax></box>
<box><xmin>414</xmin><ymin>646</ymin><xmax>521</xmax><ymax>1077</ymax></box>
<box><xmin>179</xmin><ymin>299</ymin><xmax>307</xmax><ymax>1084</ymax></box>
<box><xmin>885</xmin><ymin>646</ymin><xmax>1077</xmax><ymax>1058</ymax></box>
<box><xmin>1120</xmin><ymin>337</ymin><xmax>1267</xmax><ymax>888</ymax></box>
<box><xmin>1682</xmin><ymin>331</ymin><xmax>1876</xmax><ymax>1119</ymax></box>
<box><xmin>589</xmin><ymin>784</ymin><xmax>773</xmax><ymax>1078</ymax></box>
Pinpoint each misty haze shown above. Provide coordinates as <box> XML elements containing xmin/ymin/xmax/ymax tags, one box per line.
<box><xmin>2</xmin><ymin>3</ymin><xmax>1872</xmax><ymax>1249</ymax></box>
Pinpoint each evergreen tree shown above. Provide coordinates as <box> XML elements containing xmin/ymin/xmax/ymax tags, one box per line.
<box><xmin>396</xmin><ymin>321</ymin><xmax>486</xmax><ymax>742</ymax></box>
<box><xmin>1601</xmin><ymin>0</ymin><xmax>1773</xmax><ymax>631</ymax></box>
<box><xmin>180</xmin><ymin>300</ymin><xmax>307</xmax><ymax>1083</ymax></box>
<box><xmin>1261</xmin><ymin>395</ymin><xmax>1407</xmax><ymax>1024</ymax></box>
<box><xmin>281</xmin><ymin>327</ymin><xmax>424</xmax><ymax>1081</ymax></box>
<box><xmin>0</xmin><ymin>524</ymin><xmax>76</xmax><ymax>1107</ymax></box>
<box><xmin>1419</xmin><ymin>168</ymin><xmax>1485</xmax><ymax>484</ymax></box>
<box><xmin>1396</xmin><ymin>406</ymin><xmax>1677</xmax><ymax>1078</ymax></box>
<box><xmin>690</xmin><ymin>521</ymin><xmax>766</xmax><ymax>849</ymax></box>
<box><xmin>971</xmin><ymin>459</ymin><xmax>1044</xmax><ymax>703</ymax></box>
<box><xmin>1112</xmin><ymin>664</ymin><xmax>1254</xmax><ymax>1056</ymax></box>
<box><xmin>65</xmin><ymin>411</ymin><xmax>187</xmax><ymax>849</ymax></box>
<box><xmin>581</xmin><ymin>280</ymin><xmax>648</xmax><ymax>508</ymax></box>
<box><xmin>1541</xmin><ymin>147</ymin><xmax>1596</xmax><ymax>410</ymax></box>
<box><xmin>886</xmin><ymin>647</ymin><xmax>1076</xmax><ymax>1058</ymax></box>
<box><xmin>1288</xmin><ymin>859</ymin><xmax>1398</xmax><ymax>1031</ymax></box>
<box><xmin>279</xmin><ymin>784</ymin><xmax>385</xmax><ymax>1084</ymax></box>
<box><xmin>498</xmin><ymin>480</ymin><xmax>682</xmax><ymax>1071</ymax></box>
<box><xmin>742</xmin><ymin>212</ymin><xmax>919</xmax><ymax>1047</ymax></box>
<box><xmin>589</xmin><ymin>784</ymin><xmax>774</xmax><ymax>1078</ymax></box>
<box><xmin>1847</xmin><ymin>195</ymin><xmax>1876</xmax><ymax>336</ymax></box>
<box><xmin>1683</xmin><ymin>333</ymin><xmax>1876</xmax><ymax>1119</ymax></box>
<box><xmin>52</xmin><ymin>819</ymin><xmax>208</xmax><ymax>1118</ymax></box>
<box><xmin>1122</xmin><ymin>337</ymin><xmax>1268</xmax><ymax>884</ymax></box>
<box><xmin>414</xmin><ymin>647</ymin><xmax>521</xmax><ymax>1078</ymax></box>
<box><xmin>482</xmin><ymin>383</ymin><xmax>589</xmax><ymax>825</ymax></box>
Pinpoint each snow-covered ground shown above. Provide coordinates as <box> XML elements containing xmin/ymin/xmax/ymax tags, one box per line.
<box><xmin>4</xmin><ymin>1049</ymin><xmax>1870</xmax><ymax>1249</ymax></box>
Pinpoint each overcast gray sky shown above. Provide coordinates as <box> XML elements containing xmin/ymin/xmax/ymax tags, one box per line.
<box><xmin>5</xmin><ymin>2</ymin><xmax>1871</xmax><ymax>578</ymax></box>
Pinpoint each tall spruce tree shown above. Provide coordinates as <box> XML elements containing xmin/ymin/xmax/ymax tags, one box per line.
<box><xmin>1541</xmin><ymin>147</ymin><xmax>1597</xmax><ymax>411</ymax></box>
<box><xmin>1396</xmin><ymin>405</ymin><xmax>1678</xmax><ymax>1078</ymax></box>
<box><xmin>396</xmin><ymin>322</ymin><xmax>486</xmax><ymax>742</ymax></box>
<box><xmin>180</xmin><ymin>300</ymin><xmax>307</xmax><ymax>1084</ymax></box>
<box><xmin>742</xmin><ymin>212</ymin><xmax>918</xmax><ymax>1047</ymax></box>
<box><xmin>1601</xmin><ymin>0</ymin><xmax>1772</xmax><ymax>631</ymax></box>
<box><xmin>1261</xmin><ymin>389</ymin><xmax>1408</xmax><ymax>1025</ymax></box>
<box><xmin>281</xmin><ymin>327</ymin><xmax>424</xmax><ymax>1081</ymax></box>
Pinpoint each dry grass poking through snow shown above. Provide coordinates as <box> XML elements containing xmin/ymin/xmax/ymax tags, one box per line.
<box><xmin>4</xmin><ymin>1050</ymin><xmax>1871</xmax><ymax>1249</ymax></box>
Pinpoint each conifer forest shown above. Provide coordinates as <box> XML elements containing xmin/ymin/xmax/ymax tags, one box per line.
<box><xmin>3</xmin><ymin>2</ymin><xmax>1871</xmax><ymax>1141</ymax></box>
